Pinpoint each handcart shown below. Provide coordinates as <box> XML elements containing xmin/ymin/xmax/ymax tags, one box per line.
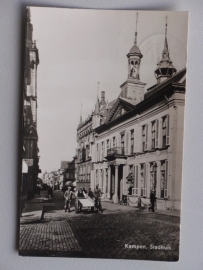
<box><xmin>75</xmin><ymin>196</ymin><xmax>95</xmax><ymax>213</ymax></box>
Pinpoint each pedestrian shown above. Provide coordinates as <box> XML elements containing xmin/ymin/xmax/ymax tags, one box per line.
<box><xmin>88</xmin><ymin>188</ymin><xmax>94</xmax><ymax>199</ymax></box>
<box><xmin>64</xmin><ymin>186</ymin><xmax>73</xmax><ymax>212</ymax></box>
<box><xmin>94</xmin><ymin>184</ymin><xmax>103</xmax><ymax>212</ymax></box>
<box><xmin>47</xmin><ymin>185</ymin><xmax>53</xmax><ymax>199</ymax></box>
<box><xmin>75</xmin><ymin>187</ymin><xmax>86</xmax><ymax>198</ymax></box>
<box><xmin>149</xmin><ymin>190</ymin><xmax>156</xmax><ymax>212</ymax></box>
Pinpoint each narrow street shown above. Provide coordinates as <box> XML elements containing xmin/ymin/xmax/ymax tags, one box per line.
<box><xmin>19</xmin><ymin>190</ymin><xmax>180</xmax><ymax>261</ymax></box>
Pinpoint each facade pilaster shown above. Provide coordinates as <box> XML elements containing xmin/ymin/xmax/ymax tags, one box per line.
<box><xmin>113</xmin><ymin>165</ymin><xmax>119</xmax><ymax>203</ymax></box>
<box><xmin>107</xmin><ymin>166</ymin><xmax>111</xmax><ymax>199</ymax></box>
<box><xmin>146</xmin><ymin>162</ymin><xmax>151</xmax><ymax>197</ymax></box>
<box><xmin>156</xmin><ymin>161</ymin><xmax>161</xmax><ymax>197</ymax></box>
<box><xmin>137</xmin><ymin>164</ymin><xmax>141</xmax><ymax>196</ymax></box>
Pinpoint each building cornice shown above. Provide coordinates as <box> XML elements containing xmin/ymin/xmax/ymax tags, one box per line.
<box><xmin>95</xmin><ymin>76</ymin><xmax>186</xmax><ymax>134</ymax></box>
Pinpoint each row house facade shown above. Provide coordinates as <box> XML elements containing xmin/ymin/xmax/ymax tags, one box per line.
<box><xmin>61</xmin><ymin>160</ymin><xmax>76</xmax><ymax>187</ymax></box>
<box><xmin>21</xmin><ymin>7</ymin><xmax>41</xmax><ymax>199</ymax></box>
<box><xmin>75</xmin><ymin>92</ymin><xmax>115</xmax><ymax>190</ymax></box>
<box><xmin>75</xmin><ymin>19</ymin><xmax>186</xmax><ymax>210</ymax></box>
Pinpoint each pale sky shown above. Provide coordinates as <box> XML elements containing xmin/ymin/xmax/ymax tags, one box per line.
<box><xmin>30</xmin><ymin>8</ymin><xmax>188</xmax><ymax>173</ymax></box>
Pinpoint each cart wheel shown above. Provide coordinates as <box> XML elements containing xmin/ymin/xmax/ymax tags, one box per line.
<box><xmin>120</xmin><ymin>200</ymin><xmax>123</xmax><ymax>205</ymax></box>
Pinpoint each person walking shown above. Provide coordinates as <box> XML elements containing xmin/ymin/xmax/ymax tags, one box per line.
<box><xmin>94</xmin><ymin>184</ymin><xmax>103</xmax><ymax>212</ymax></box>
<box><xmin>88</xmin><ymin>188</ymin><xmax>94</xmax><ymax>199</ymax></box>
<box><xmin>47</xmin><ymin>185</ymin><xmax>53</xmax><ymax>199</ymax></box>
<box><xmin>149</xmin><ymin>190</ymin><xmax>156</xmax><ymax>212</ymax></box>
<box><xmin>64</xmin><ymin>186</ymin><xmax>73</xmax><ymax>212</ymax></box>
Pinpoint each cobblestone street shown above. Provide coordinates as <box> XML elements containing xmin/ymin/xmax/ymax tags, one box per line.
<box><xmin>19</xmin><ymin>191</ymin><xmax>180</xmax><ymax>261</ymax></box>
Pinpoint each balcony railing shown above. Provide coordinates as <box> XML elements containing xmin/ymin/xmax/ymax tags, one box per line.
<box><xmin>106</xmin><ymin>147</ymin><xmax>125</xmax><ymax>160</ymax></box>
<box><xmin>107</xmin><ymin>147</ymin><xmax>125</xmax><ymax>156</ymax></box>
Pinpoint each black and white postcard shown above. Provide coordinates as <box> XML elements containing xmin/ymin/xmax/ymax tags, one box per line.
<box><xmin>19</xmin><ymin>7</ymin><xmax>188</xmax><ymax>261</ymax></box>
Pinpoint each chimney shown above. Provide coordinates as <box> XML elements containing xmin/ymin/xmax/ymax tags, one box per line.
<box><xmin>101</xmin><ymin>91</ymin><xmax>106</xmax><ymax>105</ymax></box>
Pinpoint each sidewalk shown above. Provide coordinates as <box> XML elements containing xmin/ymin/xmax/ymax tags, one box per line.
<box><xmin>20</xmin><ymin>192</ymin><xmax>48</xmax><ymax>224</ymax></box>
<box><xmin>102</xmin><ymin>201</ymin><xmax>180</xmax><ymax>217</ymax></box>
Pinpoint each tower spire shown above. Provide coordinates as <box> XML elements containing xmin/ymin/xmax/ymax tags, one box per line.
<box><xmin>134</xmin><ymin>12</ymin><xmax>138</xmax><ymax>45</ymax></box>
<box><xmin>94</xmin><ymin>82</ymin><xmax>100</xmax><ymax>115</ymax></box>
<box><xmin>154</xmin><ymin>16</ymin><xmax>177</xmax><ymax>84</ymax></box>
<box><xmin>97</xmin><ymin>82</ymin><xmax>100</xmax><ymax>99</ymax></box>
<box><xmin>80</xmin><ymin>103</ymin><xmax>82</xmax><ymax>123</ymax></box>
<box><xmin>163</xmin><ymin>15</ymin><xmax>169</xmax><ymax>58</ymax></box>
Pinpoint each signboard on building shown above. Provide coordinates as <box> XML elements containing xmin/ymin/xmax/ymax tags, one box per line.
<box><xmin>22</xmin><ymin>160</ymin><xmax>28</xmax><ymax>173</ymax></box>
<box><xmin>23</xmin><ymin>159</ymin><xmax>33</xmax><ymax>166</ymax></box>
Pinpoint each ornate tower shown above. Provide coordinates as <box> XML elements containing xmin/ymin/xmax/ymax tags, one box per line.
<box><xmin>79</xmin><ymin>104</ymin><xmax>82</xmax><ymax>124</ymax></box>
<box><xmin>154</xmin><ymin>17</ymin><xmax>177</xmax><ymax>84</ymax></box>
<box><xmin>92</xmin><ymin>82</ymin><xmax>101</xmax><ymax>129</ymax></box>
<box><xmin>120</xmin><ymin>13</ymin><xmax>146</xmax><ymax>105</ymax></box>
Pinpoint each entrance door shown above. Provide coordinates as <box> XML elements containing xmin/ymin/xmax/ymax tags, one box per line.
<box><xmin>150</xmin><ymin>163</ymin><xmax>157</xmax><ymax>196</ymax></box>
<box><xmin>110</xmin><ymin>166</ymin><xmax>115</xmax><ymax>199</ymax></box>
<box><xmin>118</xmin><ymin>165</ymin><xmax>123</xmax><ymax>201</ymax></box>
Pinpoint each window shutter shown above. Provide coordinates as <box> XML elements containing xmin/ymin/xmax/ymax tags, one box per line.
<box><xmin>155</xmin><ymin>119</ymin><xmax>159</xmax><ymax>148</ymax></box>
<box><xmin>103</xmin><ymin>141</ymin><xmax>106</xmax><ymax>159</ymax></box>
<box><xmin>135</xmin><ymin>165</ymin><xmax>138</xmax><ymax>195</ymax></box>
<box><xmin>165</xmin><ymin>160</ymin><xmax>168</xmax><ymax>198</ymax></box>
<box><xmin>158</xmin><ymin>118</ymin><xmax>163</xmax><ymax>148</ymax></box>
<box><xmin>99</xmin><ymin>143</ymin><xmax>101</xmax><ymax>162</ymax></box>
<box><xmin>145</xmin><ymin>124</ymin><xmax>148</xmax><ymax>150</ymax></box>
<box><xmin>95</xmin><ymin>145</ymin><xmax>98</xmax><ymax>162</ymax></box>
<box><xmin>134</xmin><ymin>126</ymin><xmax>142</xmax><ymax>153</ymax></box>
<box><xmin>148</xmin><ymin>123</ymin><xmax>152</xmax><ymax>150</ymax></box>
<box><xmin>166</xmin><ymin>115</ymin><xmax>170</xmax><ymax>145</ymax></box>
<box><xmin>100</xmin><ymin>143</ymin><xmax>103</xmax><ymax>161</ymax></box>
<box><xmin>125</xmin><ymin>131</ymin><xmax>129</xmax><ymax>155</ymax></box>
<box><xmin>117</xmin><ymin>134</ymin><xmax>121</xmax><ymax>148</ymax></box>
<box><xmin>92</xmin><ymin>144</ymin><xmax>95</xmax><ymax>162</ymax></box>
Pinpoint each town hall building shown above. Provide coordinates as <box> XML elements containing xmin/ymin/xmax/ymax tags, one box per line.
<box><xmin>75</xmin><ymin>18</ymin><xmax>186</xmax><ymax>210</ymax></box>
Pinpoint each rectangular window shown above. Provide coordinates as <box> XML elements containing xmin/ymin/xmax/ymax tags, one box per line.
<box><xmin>130</xmin><ymin>129</ymin><xmax>134</xmax><ymax>154</ymax></box>
<box><xmin>107</xmin><ymin>139</ymin><xmax>110</xmax><ymax>149</ymax></box>
<box><xmin>150</xmin><ymin>162</ymin><xmax>157</xmax><ymax>196</ymax></box>
<box><xmin>83</xmin><ymin>166</ymin><xmax>85</xmax><ymax>181</ymax></box>
<box><xmin>86</xmin><ymin>146</ymin><xmax>89</xmax><ymax>160</ymax></box>
<box><xmin>140</xmin><ymin>164</ymin><xmax>147</xmax><ymax>196</ymax></box>
<box><xmin>134</xmin><ymin>165</ymin><xmax>138</xmax><ymax>195</ymax></box>
<box><xmin>113</xmin><ymin>137</ymin><xmax>116</xmax><ymax>147</ymax></box>
<box><xmin>101</xmin><ymin>142</ymin><xmax>104</xmax><ymax>160</ymax></box>
<box><xmin>160</xmin><ymin>160</ymin><xmax>168</xmax><ymax>198</ymax></box>
<box><xmin>151</xmin><ymin>121</ymin><xmax>155</xmax><ymax>149</ymax></box>
<box><xmin>142</xmin><ymin>125</ymin><xmax>148</xmax><ymax>151</ymax></box>
<box><xmin>162</xmin><ymin>115</ymin><xmax>169</xmax><ymax>147</ymax></box>
<box><xmin>96</xmin><ymin>170</ymin><xmax>98</xmax><ymax>186</ymax></box>
<box><xmin>101</xmin><ymin>170</ymin><xmax>103</xmax><ymax>190</ymax></box>
<box><xmin>121</xmin><ymin>133</ymin><xmax>125</xmax><ymax>149</ymax></box>
<box><xmin>97</xmin><ymin>144</ymin><xmax>99</xmax><ymax>162</ymax></box>
<box><xmin>106</xmin><ymin>169</ymin><xmax>108</xmax><ymax>193</ymax></box>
